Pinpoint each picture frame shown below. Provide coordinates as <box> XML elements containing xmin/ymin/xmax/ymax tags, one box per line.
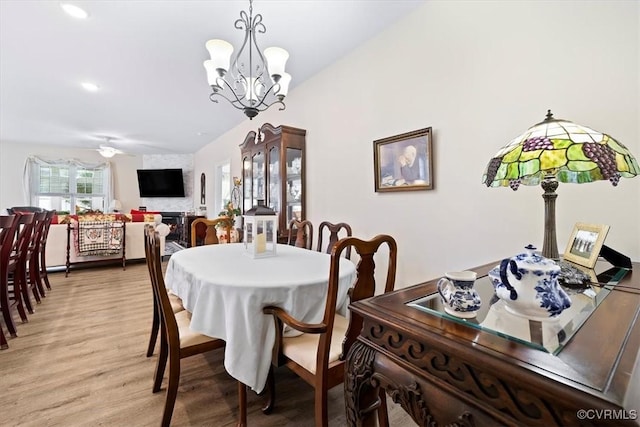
<box><xmin>200</xmin><ymin>173</ymin><xmax>206</xmax><ymax>205</ymax></box>
<box><xmin>374</xmin><ymin>127</ymin><xmax>433</xmax><ymax>192</ymax></box>
<box><xmin>563</xmin><ymin>223</ymin><xmax>610</xmax><ymax>269</ymax></box>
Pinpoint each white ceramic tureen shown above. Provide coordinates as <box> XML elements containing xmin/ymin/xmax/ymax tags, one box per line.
<box><xmin>488</xmin><ymin>245</ymin><xmax>571</xmax><ymax>320</ymax></box>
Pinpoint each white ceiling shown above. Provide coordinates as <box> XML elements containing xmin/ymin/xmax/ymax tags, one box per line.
<box><xmin>0</xmin><ymin>0</ymin><xmax>423</xmax><ymax>155</ymax></box>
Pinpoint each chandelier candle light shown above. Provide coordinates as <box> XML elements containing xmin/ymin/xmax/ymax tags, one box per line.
<box><xmin>203</xmin><ymin>0</ymin><xmax>291</xmax><ymax>119</ymax></box>
<box><xmin>482</xmin><ymin>110</ymin><xmax>639</xmax><ymax>259</ymax></box>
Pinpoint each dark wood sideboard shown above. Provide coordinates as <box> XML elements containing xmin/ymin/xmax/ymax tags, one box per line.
<box><xmin>345</xmin><ymin>262</ymin><xmax>640</xmax><ymax>426</ymax></box>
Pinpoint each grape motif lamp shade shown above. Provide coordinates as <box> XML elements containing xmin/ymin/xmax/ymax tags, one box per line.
<box><xmin>482</xmin><ymin>110</ymin><xmax>639</xmax><ymax>259</ymax></box>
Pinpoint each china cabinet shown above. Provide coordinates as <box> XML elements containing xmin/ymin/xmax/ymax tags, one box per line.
<box><xmin>240</xmin><ymin>123</ymin><xmax>306</xmax><ymax>241</ymax></box>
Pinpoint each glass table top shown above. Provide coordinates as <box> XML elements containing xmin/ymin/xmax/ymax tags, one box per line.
<box><xmin>407</xmin><ymin>261</ymin><xmax>629</xmax><ymax>355</ymax></box>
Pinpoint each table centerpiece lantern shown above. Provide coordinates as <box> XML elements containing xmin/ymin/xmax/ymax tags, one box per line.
<box><xmin>243</xmin><ymin>200</ymin><xmax>278</xmax><ymax>258</ymax></box>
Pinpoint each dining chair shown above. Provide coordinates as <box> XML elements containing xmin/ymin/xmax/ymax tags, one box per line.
<box><xmin>6</xmin><ymin>206</ymin><xmax>44</xmax><ymax>214</ymax></box>
<box><xmin>190</xmin><ymin>217</ymin><xmax>231</xmax><ymax>247</ymax></box>
<box><xmin>143</xmin><ymin>224</ymin><xmax>185</xmax><ymax>358</ymax></box>
<box><xmin>316</xmin><ymin>221</ymin><xmax>353</xmax><ymax>260</ymax></box>
<box><xmin>0</xmin><ymin>316</ymin><xmax>7</xmax><ymax>349</ymax></box>
<box><xmin>0</xmin><ymin>215</ymin><xmax>19</xmax><ymax>347</ymax></box>
<box><xmin>287</xmin><ymin>219</ymin><xmax>313</xmax><ymax>250</ymax></box>
<box><xmin>263</xmin><ymin>234</ymin><xmax>397</xmax><ymax>427</ymax></box>
<box><xmin>24</xmin><ymin>211</ymin><xmax>48</xmax><ymax>308</ymax></box>
<box><xmin>2</xmin><ymin>213</ymin><xmax>33</xmax><ymax>337</ymax></box>
<box><xmin>145</xmin><ymin>226</ymin><xmax>226</xmax><ymax>427</ymax></box>
<box><xmin>38</xmin><ymin>210</ymin><xmax>56</xmax><ymax>291</ymax></box>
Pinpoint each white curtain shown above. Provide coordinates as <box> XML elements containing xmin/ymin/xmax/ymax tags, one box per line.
<box><xmin>23</xmin><ymin>156</ymin><xmax>114</xmax><ymax>210</ymax></box>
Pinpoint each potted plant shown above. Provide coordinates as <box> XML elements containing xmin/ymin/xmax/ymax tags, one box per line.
<box><xmin>217</xmin><ymin>201</ymin><xmax>241</xmax><ymax>232</ymax></box>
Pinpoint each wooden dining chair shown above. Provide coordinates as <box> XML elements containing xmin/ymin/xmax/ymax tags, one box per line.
<box><xmin>24</xmin><ymin>211</ymin><xmax>48</xmax><ymax>308</ymax></box>
<box><xmin>0</xmin><ymin>215</ymin><xmax>19</xmax><ymax>348</ymax></box>
<box><xmin>288</xmin><ymin>219</ymin><xmax>313</xmax><ymax>250</ymax></box>
<box><xmin>263</xmin><ymin>234</ymin><xmax>397</xmax><ymax>427</ymax></box>
<box><xmin>143</xmin><ymin>224</ymin><xmax>184</xmax><ymax>358</ymax></box>
<box><xmin>2</xmin><ymin>213</ymin><xmax>33</xmax><ymax>337</ymax></box>
<box><xmin>190</xmin><ymin>217</ymin><xmax>231</xmax><ymax>247</ymax></box>
<box><xmin>145</xmin><ymin>226</ymin><xmax>226</xmax><ymax>427</ymax></box>
<box><xmin>6</xmin><ymin>206</ymin><xmax>44</xmax><ymax>215</ymax></box>
<box><xmin>38</xmin><ymin>210</ymin><xmax>56</xmax><ymax>291</ymax></box>
<box><xmin>0</xmin><ymin>314</ymin><xmax>7</xmax><ymax>350</ymax></box>
<box><xmin>316</xmin><ymin>221</ymin><xmax>353</xmax><ymax>259</ymax></box>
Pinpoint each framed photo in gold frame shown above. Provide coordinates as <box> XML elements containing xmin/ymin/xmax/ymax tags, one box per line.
<box><xmin>563</xmin><ymin>223</ymin><xmax>610</xmax><ymax>269</ymax></box>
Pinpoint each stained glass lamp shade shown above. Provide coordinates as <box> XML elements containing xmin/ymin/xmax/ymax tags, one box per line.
<box><xmin>482</xmin><ymin>110</ymin><xmax>639</xmax><ymax>259</ymax></box>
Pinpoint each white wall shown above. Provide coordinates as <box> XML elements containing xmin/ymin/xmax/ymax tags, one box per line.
<box><xmin>194</xmin><ymin>0</ymin><xmax>640</xmax><ymax>288</ymax></box>
<box><xmin>0</xmin><ymin>140</ymin><xmax>142</xmax><ymax>213</ymax></box>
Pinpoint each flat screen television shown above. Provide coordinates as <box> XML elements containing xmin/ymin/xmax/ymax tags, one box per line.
<box><xmin>137</xmin><ymin>168</ymin><xmax>185</xmax><ymax>198</ymax></box>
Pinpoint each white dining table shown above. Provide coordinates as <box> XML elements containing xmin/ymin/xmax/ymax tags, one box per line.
<box><xmin>164</xmin><ymin>243</ymin><xmax>356</xmax><ymax>393</ymax></box>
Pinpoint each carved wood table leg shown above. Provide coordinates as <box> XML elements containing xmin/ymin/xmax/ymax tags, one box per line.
<box><xmin>345</xmin><ymin>340</ymin><xmax>381</xmax><ymax>427</ymax></box>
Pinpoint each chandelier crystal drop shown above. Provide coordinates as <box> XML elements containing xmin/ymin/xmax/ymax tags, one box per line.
<box><xmin>203</xmin><ymin>0</ymin><xmax>291</xmax><ymax>119</ymax></box>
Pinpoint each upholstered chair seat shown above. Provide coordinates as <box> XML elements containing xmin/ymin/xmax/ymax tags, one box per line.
<box><xmin>280</xmin><ymin>314</ymin><xmax>348</xmax><ymax>374</ymax></box>
<box><xmin>168</xmin><ymin>294</ymin><xmax>183</xmax><ymax>314</ymax></box>
<box><xmin>174</xmin><ymin>310</ymin><xmax>218</xmax><ymax>348</ymax></box>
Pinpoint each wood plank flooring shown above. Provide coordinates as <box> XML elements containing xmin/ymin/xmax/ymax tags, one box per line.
<box><xmin>0</xmin><ymin>263</ymin><xmax>415</xmax><ymax>426</ymax></box>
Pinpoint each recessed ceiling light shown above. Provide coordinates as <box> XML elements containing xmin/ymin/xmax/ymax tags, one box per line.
<box><xmin>60</xmin><ymin>3</ymin><xmax>89</xmax><ymax>19</ymax></box>
<box><xmin>81</xmin><ymin>82</ymin><xmax>100</xmax><ymax>92</ymax></box>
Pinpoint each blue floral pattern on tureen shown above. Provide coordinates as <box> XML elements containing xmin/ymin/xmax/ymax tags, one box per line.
<box><xmin>489</xmin><ymin>245</ymin><xmax>571</xmax><ymax>319</ymax></box>
<box><xmin>534</xmin><ymin>271</ymin><xmax>569</xmax><ymax>317</ymax></box>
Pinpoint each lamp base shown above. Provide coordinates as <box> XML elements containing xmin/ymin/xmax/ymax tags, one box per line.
<box><xmin>541</xmin><ymin>176</ymin><xmax>559</xmax><ymax>260</ymax></box>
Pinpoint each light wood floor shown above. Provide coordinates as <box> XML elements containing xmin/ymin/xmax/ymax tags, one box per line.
<box><xmin>0</xmin><ymin>262</ymin><xmax>415</xmax><ymax>427</ymax></box>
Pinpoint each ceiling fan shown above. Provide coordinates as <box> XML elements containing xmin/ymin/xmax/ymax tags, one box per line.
<box><xmin>85</xmin><ymin>136</ymin><xmax>131</xmax><ymax>158</ymax></box>
<box><xmin>87</xmin><ymin>134</ymin><xmax>179</xmax><ymax>157</ymax></box>
<box><xmin>97</xmin><ymin>144</ymin><xmax>123</xmax><ymax>158</ymax></box>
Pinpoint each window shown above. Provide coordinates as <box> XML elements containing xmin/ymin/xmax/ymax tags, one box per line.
<box><xmin>26</xmin><ymin>157</ymin><xmax>112</xmax><ymax>214</ymax></box>
<box><xmin>215</xmin><ymin>161</ymin><xmax>231</xmax><ymax>213</ymax></box>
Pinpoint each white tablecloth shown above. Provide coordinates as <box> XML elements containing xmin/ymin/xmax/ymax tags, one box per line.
<box><xmin>164</xmin><ymin>243</ymin><xmax>356</xmax><ymax>393</ymax></box>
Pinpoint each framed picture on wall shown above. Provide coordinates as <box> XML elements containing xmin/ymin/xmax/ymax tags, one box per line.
<box><xmin>563</xmin><ymin>222</ymin><xmax>610</xmax><ymax>268</ymax></box>
<box><xmin>373</xmin><ymin>127</ymin><xmax>433</xmax><ymax>192</ymax></box>
<box><xmin>200</xmin><ymin>173</ymin><xmax>206</xmax><ymax>205</ymax></box>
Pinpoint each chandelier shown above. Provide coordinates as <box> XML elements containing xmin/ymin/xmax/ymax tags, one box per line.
<box><xmin>203</xmin><ymin>0</ymin><xmax>291</xmax><ymax>119</ymax></box>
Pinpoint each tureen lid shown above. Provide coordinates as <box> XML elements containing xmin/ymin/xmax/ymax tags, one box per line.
<box><xmin>512</xmin><ymin>244</ymin><xmax>560</xmax><ymax>272</ymax></box>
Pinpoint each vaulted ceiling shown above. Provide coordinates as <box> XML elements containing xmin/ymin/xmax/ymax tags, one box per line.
<box><xmin>0</xmin><ymin>0</ymin><xmax>423</xmax><ymax>155</ymax></box>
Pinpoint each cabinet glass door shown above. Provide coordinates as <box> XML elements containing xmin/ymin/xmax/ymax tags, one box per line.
<box><xmin>243</xmin><ymin>156</ymin><xmax>252</xmax><ymax>212</ymax></box>
<box><xmin>268</xmin><ymin>146</ymin><xmax>280</xmax><ymax>213</ymax></box>
<box><xmin>285</xmin><ymin>148</ymin><xmax>303</xmax><ymax>225</ymax></box>
<box><xmin>252</xmin><ymin>151</ymin><xmax>265</xmax><ymax>205</ymax></box>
